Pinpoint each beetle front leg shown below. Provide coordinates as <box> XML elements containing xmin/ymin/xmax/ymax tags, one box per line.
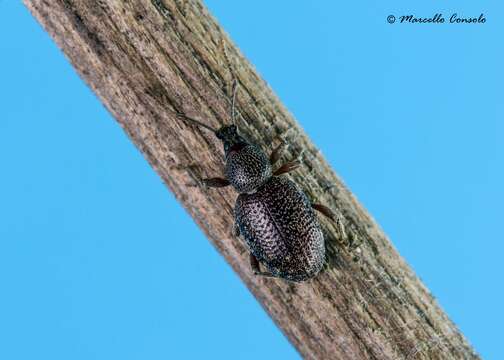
<box><xmin>273</xmin><ymin>149</ymin><xmax>304</xmax><ymax>176</ymax></box>
<box><xmin>249</xmin><ymin>253</ymin><xmax>276</xmax><ymax>278</ymax></box>
<box><xmin>202</xmin><ymin>177</ymin><xmax>230</xmax><ymax>188</ymax></box>
<box><xmin>273</xmin><ymin>159</ymin><xmax>302</xmax><ymax>176</ymax></box>
<box><xmin>269</xmin><ymin>140</ymin><xmax>288</xmax><ymax>166</ymax></box>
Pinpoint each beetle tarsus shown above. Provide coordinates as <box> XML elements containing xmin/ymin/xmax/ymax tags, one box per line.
<box><xmin>202</xmin><ymin>177</ymin><xmax>230</xmax><ymax>188</ymax></box>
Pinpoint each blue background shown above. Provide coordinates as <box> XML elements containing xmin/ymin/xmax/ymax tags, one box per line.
<box><xmin>1</xmin><ymin>1</ymin><xmax>501</xmax><ymax>359</ymax></box>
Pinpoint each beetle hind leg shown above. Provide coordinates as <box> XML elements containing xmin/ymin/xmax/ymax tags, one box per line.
<box><xmin>249</xmin><ymin>253</ymin><xmax>276</xmax><ymax>278</ymax></box>
<box><xmin>312</xmin><ymin>203</ymin><xmax>347</xmax><ymax>240</ymax></box>
<box><xmin>312</xmin><ymin>203</ymin><xmax>336</xmax><ymax>221</ymax></box>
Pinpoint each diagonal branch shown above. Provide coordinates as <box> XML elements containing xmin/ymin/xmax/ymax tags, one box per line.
<box><xmin>24</xmin><ymin>1</ymin><xmax>479</xmax><ymax>359</ymax></box>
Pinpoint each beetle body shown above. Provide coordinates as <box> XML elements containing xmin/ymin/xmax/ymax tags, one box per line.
<box><xmin>235</xmin><ymin>176</ymin><xmax>325</xmax><ymax>281</ymax></box>
<box><xmin>178</xmin><ymin>106</ymin><xmax>331</xmax><ymax>282</ymax></box>
<box><xmin>216</xmin><ymin>125</ymin><xmax>325</xmax><ymax>281</ymax></box>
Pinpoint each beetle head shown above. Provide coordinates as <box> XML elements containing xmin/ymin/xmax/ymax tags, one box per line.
<box><xmin>216</xmin><ymin>125</ymin><xmax>248</xmax><ymax>155</ymax></box>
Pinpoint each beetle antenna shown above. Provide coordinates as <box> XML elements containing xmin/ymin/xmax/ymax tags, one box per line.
<box><xmin>176</xmin><ymin>112</ymin><xmax>217</xmax><ymax>133</ymax></box>
<box><xmin>231</xmin><ymin>79</ymin><xmax>238</xmax><ymax>125</ymax></box>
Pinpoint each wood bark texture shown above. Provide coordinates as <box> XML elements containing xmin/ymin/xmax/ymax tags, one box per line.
<box><xmin>24</xmin><ymin>1</ymin><xmax>479</xmax><ymax>359</ymax></box>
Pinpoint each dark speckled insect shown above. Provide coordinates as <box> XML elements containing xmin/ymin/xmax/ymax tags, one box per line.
<box><xmin>177</xmin><ymin>84</ymin><xmax>337</xmax><ymax>282</ymax></box>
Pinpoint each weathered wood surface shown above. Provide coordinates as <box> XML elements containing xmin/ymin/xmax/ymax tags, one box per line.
<box><xmin>24</xmin><ymin>1</ymin><xmax>479</xmax><ymax>359</ymax></box>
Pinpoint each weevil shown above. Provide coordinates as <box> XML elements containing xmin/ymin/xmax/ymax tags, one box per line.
<box><xmin>177</xmin><ymin>85</ymin><xmax>337</xmax><ymax>282</ymax></box>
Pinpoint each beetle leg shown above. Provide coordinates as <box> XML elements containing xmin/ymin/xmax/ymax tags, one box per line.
<box><xmin>273</xmin><ymin>149</ymin><xmax>304</xmax><ymax>176</ymax></box>
<box><xmin>249</xmin><ymin>253</ymin><xmax>276</xmax><ymax>278</ymax></box>
<box><xmin>273</xmin><ymin>158</ymin><xmax>302</xmax><ymax>176</ymax></box>
<box><xmin>312</xmin><ymin>203</ymin><xmax>335</xmax><ymax>221</ymax></box>
<box><xmin>312</xmin><ymin>203</ymin><xmax>347</xmax><ymax>239</ymax></box>
<box><xmin>269</xmin><ymin>140</ymin><xmax>288</xmax><ymax>166</ymax></box>
<box><xmin>202</xmin><ymin>177</ymin><xmax>230</xmax><ymax>188</ymax></box>
<box><xmin>233</xmin><ymin>222</ymin><xmax>240</xmax><ymax>237</ymax></box>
